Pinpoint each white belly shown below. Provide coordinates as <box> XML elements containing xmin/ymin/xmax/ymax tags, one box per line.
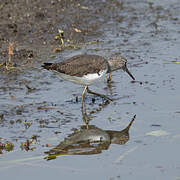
<box><xmin>53</xmin><ymin>70</ymin><xmax>107</xmax><ymax>86</ymax></box>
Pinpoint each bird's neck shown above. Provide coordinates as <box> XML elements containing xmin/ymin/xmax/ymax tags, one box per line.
<box><xmin>107</xmin><ymin>59</ymin><xmax>117</xmax><ymax>72</ymax></box>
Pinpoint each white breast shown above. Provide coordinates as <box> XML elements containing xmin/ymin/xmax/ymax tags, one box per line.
<box><xmin>54</xmin><ymin>70</ymin><xmax>107</xmax><ymax>86</ymax></box>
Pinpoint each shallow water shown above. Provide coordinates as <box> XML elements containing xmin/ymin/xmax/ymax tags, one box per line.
<box><xmin>0</xmin><ymin>0</ymin><xmax>180</xmax><ymax>179</ymax></box>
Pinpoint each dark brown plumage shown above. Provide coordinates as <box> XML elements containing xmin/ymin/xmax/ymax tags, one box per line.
<box><xmin>42</xmin><ymin>54</ymin><xmax>108</xmax><ymax>77</ymax></box>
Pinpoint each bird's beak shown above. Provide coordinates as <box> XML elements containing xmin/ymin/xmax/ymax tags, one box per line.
<box><xmin>122</xmin><ymin>65</ymin><xmax>135</xmax><ymax>80</ymax></box>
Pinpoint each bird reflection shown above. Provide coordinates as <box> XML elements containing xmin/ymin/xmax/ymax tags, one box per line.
<box><xmin>81</xmin><ymin>95</ymin><xmax>111</xmax><ymax>126</ymax></box>
<box><xmin>44</xmin><ymin>115</ymin><xmax>136</xmax><ymax>160</ymax></box>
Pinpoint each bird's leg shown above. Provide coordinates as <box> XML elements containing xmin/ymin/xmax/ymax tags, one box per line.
<box><xmin>87</xmin><ymin>87</ymin><xmax>113</xmax><ymax>101</ymax></box>
<box><xmin>106</xmin><ymin>77</ymin><xmax>113</xmax><ymax>95</ymax></box>
<box><xmin>81</xmin><ymin>103</ymin><xmax>89</xmax><ymax>129</ymax></box>
<box><xmin>81</xmin><ymin>86</ymin><xmax>88</xmax><ymax>109</ymax></box>
<box><xmin>106</xmin><ymin>72</ymin><xmax>112</xmax><ymax>83</ymax></box>
<box><xmin>106</xmin><ymin>74</ymin><xmax>108</xmax><ymax>81</ymax></box>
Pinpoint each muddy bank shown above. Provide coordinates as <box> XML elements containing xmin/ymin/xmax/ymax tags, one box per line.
<box><xmin>0</xmin><ymin>0</ymin><xmax>125</xmax><ymax>62</ymax></box>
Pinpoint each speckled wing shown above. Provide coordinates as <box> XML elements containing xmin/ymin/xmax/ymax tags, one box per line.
<box><xmin>42</xmin><ymin>54</ymin><xmax>108</xmax><ymax>77</ymax></box>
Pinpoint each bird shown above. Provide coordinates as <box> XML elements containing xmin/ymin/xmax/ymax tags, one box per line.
<box><xmin>42</xmin><ymin>54</ymin><xmax>135</xmax><ymax>107</ymax></box>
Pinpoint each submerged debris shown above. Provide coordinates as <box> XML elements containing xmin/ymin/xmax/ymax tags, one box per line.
<box><xmin>54</xmin><ymin>29</ymin><xmax>65</xmax><ymax>45</ymax></box>
<box><xmin>0</xmin><ymin>42</ymin><xmax>34</xmax><ymax>72</ymax></box>
<box><xmin>0</xmin><ymin>42</ymin><xmax>15</xmax><ymax>71</ymax></box>
<box><xmin>53</xmin><ymin>39</ymin><xmax>100</xmax><ymax>53</ymax></box>
<box><xmin>20</xmin><ymin>135</ymin><xmax>38</xmax><ymax>151</ymax></box>
<box><xmin>0</xmin><ymin>141</ymin><xmax>14</xmax><ymax>153</ymax></box>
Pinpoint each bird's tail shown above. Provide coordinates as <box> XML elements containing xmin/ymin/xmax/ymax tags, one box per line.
<box><xmin>42</xmin><ymin>63</ymin><xmax>53</xmax><ymax>70</ymax></box>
